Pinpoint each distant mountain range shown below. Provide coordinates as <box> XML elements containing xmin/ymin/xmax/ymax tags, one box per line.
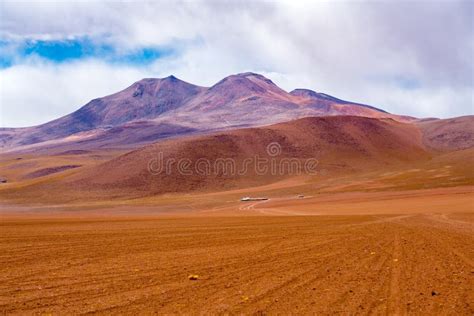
<box><xmin>0</xmin><ymin>72</ymin><xmax>472</xmax><ymax>202</ymax></box>
<box><xmin>2</xmin><ymin>114</ymin><xmax>472</xmax><ymax>203</ymax></box>
<box><xmin>0</xmin><ymin>72</ymin><xmax>415</xmax><ymax>153</ymax></box>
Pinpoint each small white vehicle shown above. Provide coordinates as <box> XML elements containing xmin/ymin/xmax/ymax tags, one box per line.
<box><xmin>240</xmin><ymin>197</ymin><xmax>268</xmax><ymax>202</ymax></box>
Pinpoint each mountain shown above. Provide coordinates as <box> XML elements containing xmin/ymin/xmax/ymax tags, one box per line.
<box><xmin>290</xmin><ymin>89</ymin><xmax>388</xmax><ymax>115</ymax></box>
<box><xmin>416</xmin><ymin>116</ymin><xmax>474</xmax><ymax>152</ymax></box>
<box><xmin>0</xmin><ymin>72</ymin><xmax>414</xmax><ymax>152</ymax></box>
<box><xmin>1</xmin><ymin>114</ymin><xmax>473</xmax><ymax>203</ymax></box>
<box><xmin>0</xmin><ymin>76</ymin><xmax>204</xmax><ymax>149</ymax></box>
<box><xmin>41</xmin><ymin>116</ymin><xmax>430</xmax><ymax>200</ymax></box>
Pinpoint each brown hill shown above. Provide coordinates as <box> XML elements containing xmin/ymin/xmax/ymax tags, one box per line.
<box><xmin>60</xmin><ymin>116</ymin><xmax>429</xmax><ymax>199</ymax></box>
<box><xmin>3</xmin><ymin>115</ymin><xmax>474</xmax><ymax>204</ymax></box>
<box><xmin>416</xmin><ymin>115</ymin><xmax>474</xmax><ymax>152</ymax></box>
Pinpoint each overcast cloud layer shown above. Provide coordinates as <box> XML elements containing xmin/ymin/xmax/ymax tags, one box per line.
<box><xmin>0</xmin><ymin>0</ymin><xmax>473</xmax><ymax>127</ymax></box>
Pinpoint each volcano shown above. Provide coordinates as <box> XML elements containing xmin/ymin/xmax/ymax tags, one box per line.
<box><xmin>0</xmin><ymin>72</ymin><xmax>414</xmax><ymax>152</ymax></box>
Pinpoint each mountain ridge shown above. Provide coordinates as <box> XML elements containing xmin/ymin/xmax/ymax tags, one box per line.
<box><xmin>1</xmin><ymin>115</ymin><xmax>432</xmax><ymax>202</ymax></box>
<box><xmin>0</xmin><ymin>72</ymin><xmax>415</xmax><ymax>152</ymax></box>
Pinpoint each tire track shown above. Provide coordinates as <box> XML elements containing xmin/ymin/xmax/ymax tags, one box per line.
<box><xmin>388</xmin><ymin>232</ymin><xmax>403</xmax><ymax>315</ymax></box>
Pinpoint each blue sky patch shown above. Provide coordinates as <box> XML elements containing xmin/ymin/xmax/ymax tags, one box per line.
<box><xmin>394</xmin><ymin>76</ymin><xmax>421</xmax><ymax>90</ymax></box>
<box><xmin>111</xmin><ymin>47</ymin><xmax>173</xmax><ymax>65</ymax></box>
<box><xmin>0</xmin><ymin>37</ymin><xmax>173</xmax><ymax>68</ymax></box>
<box><xmin>365</xmin><ymin>74</ymin><xmax>421</xmax><ymax>91</ymax></box>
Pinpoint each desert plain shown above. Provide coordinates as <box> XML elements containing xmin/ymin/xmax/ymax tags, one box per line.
<box><xmin>1</xmin><ymin>165</ymin><xmax>473</xmax><ymax>314</ymax></box>
<box><xmin>0</xmin><ymin>74</ymin><xmax>473</xmax><ymax>314</ymax></box>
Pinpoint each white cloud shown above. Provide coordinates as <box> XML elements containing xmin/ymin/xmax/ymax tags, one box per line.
<box><xmin>0</xmin><ymin>0</ymin><xmax>472</xmax><ymax>127</ymax></box>
<box><xmin>0</xmin><ymin>60</ymin><xmax>154</xmax><ymax>127</ymax></box>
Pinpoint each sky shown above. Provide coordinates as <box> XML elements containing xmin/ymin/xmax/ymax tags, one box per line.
<box><xmin>0</xmin><ymin>0</ymin><xmax>473</xmax><ymax>127</ymax></box>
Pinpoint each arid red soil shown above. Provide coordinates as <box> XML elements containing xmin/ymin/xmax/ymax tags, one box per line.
<box><xmin>0</xmin><ymin>116</ymin><xmax>434</xmax><ymax>202</ymax></box>
<box><xmin>22</xmin><ymin>165</ymin><xmax>81</xmax><ymax>180</ymax></box>
<box><xmin>0</xmin><ymin>212</ymin><xmax>472</xmax><ymax>314</ymax></box>
<box><xmin>0</xmin><ymin>114</ymin><xmax>472</xmax><ymax>314</ymax></box>
<box><xmin>417</xmin><ymin>116</ymin><xmax>474</xmax><ymax>152</ymax></box>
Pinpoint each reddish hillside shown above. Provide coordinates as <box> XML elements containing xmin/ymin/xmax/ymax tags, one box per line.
<box><xmin>61</xmin><ymin>116</ymin><xmax>429</xmax><ymax>198</ymax></box>
<box><xmin>416</xmin><ymin>116</ymin><xmax>474</xmax><ymax>152</ymax></box>
<box><xmin>0</xmin><ymin>76</ymin><xmax>204</xmax><ymax>149</ymax></box>
<box><xmin>1</xmin><ymin>73</ymin><xmax>414</xmax><ymax>152</ymax></box>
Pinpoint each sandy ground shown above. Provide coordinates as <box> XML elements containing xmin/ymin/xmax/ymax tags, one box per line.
<box><xmin>0</xmin><ymin>210</ymin><xmax>473</xmax><ymax>315</ymax></box>
<box><xmin>1</xmin><ymin>152</ymin><xmax>473</xmax><ymax>314</ymax></box>
<box><xmin>0</xmin><ymin>90</ymin><xmax>472</xmax><ymax>315</ymax></box>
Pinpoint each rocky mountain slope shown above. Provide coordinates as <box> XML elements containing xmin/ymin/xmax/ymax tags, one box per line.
<box><xmin>0</xmin><ymin>73</ymin><xmax>414</xmax><ymax>152</ymax></box>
